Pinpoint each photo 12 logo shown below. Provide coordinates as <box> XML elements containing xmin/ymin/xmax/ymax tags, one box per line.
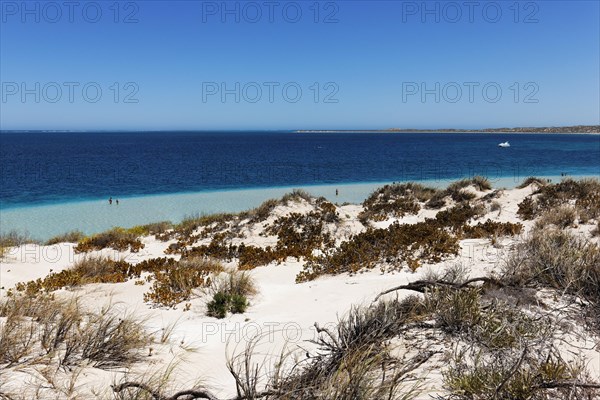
<box><xmin>1</xmin><ymin>1</ymin><xmax>139</xmax><ymax>23</ymax></box>
<box><xmin>402</xmin><ymin>82</ymin><xmax>540</xmax><ymax>104</ymax></box>
<box><xmin>1</xmin><ymin>82</ymin><xmax>140</xmax><ymax>104</ymax></box>
<box><xmin>198</xmin><ymin>320</ymin><xmax>340</xmax><ymax>344</ymax></box>
<box><xmin>200</xmin><ymin>1</ymin><xmax>340</xmax><ymax>23</ymax></box>
<box><xmin>400</xmin><ymin>1</ymin><xmax>540</xmax><ymax>23</ymax></box>
<box><xmin>202</xmin><ymin>81</ymin><xmax>339</xmax><ymax>104</ymax></box>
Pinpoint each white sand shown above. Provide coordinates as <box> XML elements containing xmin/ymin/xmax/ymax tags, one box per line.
<box><xmin>1</xmin><ymin>184</ymin><xmax>599</xmax><ymax>398</ymax></box>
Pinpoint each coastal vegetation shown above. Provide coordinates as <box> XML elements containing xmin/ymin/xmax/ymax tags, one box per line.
<box><xmin>517</xmin><ymin>178</ymin><xmax>600</xmax><ymax>222</ymax></box>
<box><xmin>2</xmin><ymin>177</ymin><xmax>600</xmax><ymax>399</ymax></box>
<box><xmin>75</xmin><ymin>227</ymin><xmax>145</xmax><ymax>253</ymax></box>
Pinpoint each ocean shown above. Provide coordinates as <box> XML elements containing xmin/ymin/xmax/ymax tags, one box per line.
<box><xmin>1</xmin><ymin>131</ymin><xmax>599</xmax><ymax>239</ymax></box>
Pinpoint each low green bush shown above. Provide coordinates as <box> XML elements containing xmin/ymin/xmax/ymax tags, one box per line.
<box><xmin>206</xmin><ymin>292</ymin><xmax>249</xmax><ymax>318</ymax></box>
<box><xmin>206</xmin><ymin>292</ymin><xmax>231</xmax><ymax>318</ymax></box>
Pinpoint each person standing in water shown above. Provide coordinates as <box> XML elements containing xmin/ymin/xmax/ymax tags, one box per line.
<box><xmin>109</xmin><ymin>197</ymin><xmax>113</xmax><ymax>205</ymax></box>
<box><xmin>116</xmin><ymin>199</ymin><xmax>119</xmax><ymax>205</ymax></box>
<box><xmin>335</xmin><ymin>189</ymin><xmax>339</xmax><ymax>196</ymax></box>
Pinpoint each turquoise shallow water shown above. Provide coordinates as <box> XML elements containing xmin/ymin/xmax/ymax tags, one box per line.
<box><xmin>0</xmin><ymin>175</ymin><xmax>589</xmax><ymax>241</ymax></box>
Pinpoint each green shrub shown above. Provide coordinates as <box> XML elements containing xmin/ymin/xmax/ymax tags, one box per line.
<box><xmin>230</xmin><ymin>294</ymin><xmax>248</xmax><ymax>314</ymax></box>
<box><xmin>204</xmin><ymin>270</ymin><xmax>256</xmax><ymax>318</ymax></box>
<box><xmin>206</xmin><ymin>292</ymin><xmax>231</xmax><ymax>319</ymax></box>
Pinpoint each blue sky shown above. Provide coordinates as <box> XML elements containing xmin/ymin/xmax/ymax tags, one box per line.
<box><xmin>1</xmin><ymin>0</ymin><xmax>599</xmax><ymax>130</ymax></box>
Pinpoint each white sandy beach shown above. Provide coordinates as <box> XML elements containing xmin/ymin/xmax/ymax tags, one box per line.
<box><xmin>1</xmin><ymin>181</ymin><xmax>599</xmax><ymax>399</ymax></box>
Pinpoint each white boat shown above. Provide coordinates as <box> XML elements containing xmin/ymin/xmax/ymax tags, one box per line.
<box><xmin>498</xmin><ymin>141</ymin><xmax>510</xmax><ymax>147</ymax></box>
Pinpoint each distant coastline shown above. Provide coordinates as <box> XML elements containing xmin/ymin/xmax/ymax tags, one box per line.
<box><xmin>2</xmin><ymin>125</ymin><xmax>600</xmax><ymax>134</ymax></box>
<box><xmin>296</xmin><ymin>125</ymin><xmax>600</xmax><ymax>134</ymax></box>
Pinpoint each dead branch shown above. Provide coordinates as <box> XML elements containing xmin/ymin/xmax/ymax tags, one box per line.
<box><xmin>535</xmin><ymin>380</ymin><xmax>600</xmax><ymax>390</ymax></box>
<box><xmin>495</xmin><ymin>346</ymin><xmax>528</xmax><ymax>395</ymax></box>
<box><xmin>112</xmin><ymin>382</ymin><xmax>220</xmax><ymax>400</ymax></box>
<box><xmin>374</xmin><ymin>277</ymin><xmax>504</xmax><ymax>302</ymax></box>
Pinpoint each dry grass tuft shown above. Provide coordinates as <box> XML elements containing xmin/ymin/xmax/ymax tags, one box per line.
<box><xmin>516</xmin><ymin>176</ymin><xmax>549</xmax><ymax>189</ymax></box>
<box><xmin>45</xmin><ymin>230</ymin><xmax>86</xmax><ymax>245</ymax></box>
<box><xmin>0</xmin><ymin>231</ymin><xmax>38</xmax><ymax>258</ymax></box>
<box><xmin>0</xmin><ymin>294</ymin><xmax>149</xmax><ymax>370</ymax></box>
<box><xmin>535</xmin><ymin>205</ymin><xmax>577</xmax><ymax>229</ymax></box>
<box><xmin>503</xmin><ymin>227</ymin><xmax>600</xmax><ymax>331</ymax></box>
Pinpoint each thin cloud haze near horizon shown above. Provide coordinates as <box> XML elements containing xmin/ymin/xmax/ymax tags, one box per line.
<box><xmin>1</xmin><ymin>0</ymin><xmax>599</xmax><ymax>130</ymax></box>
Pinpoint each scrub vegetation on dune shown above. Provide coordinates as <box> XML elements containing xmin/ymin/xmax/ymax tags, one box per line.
<box><xmin>359</xmin><ymin>182</ymin><xmax>438</xmax><ymax>222</ymax></box>
<box><xmin>298</xmin><ymin>203</ymin><xmax>522</xmax><ymax>282</ymax></box>
<box><xmin>111</xmin><ymin>260</ymin><xmax>600</xmax><ymax>399</ymax></box>
<box><xmin>75</xmin><ymin>227</ymin><xmax>146</xmax><ymax>253</ymax></box>
<box><xmin>424</xmin><ymin>176</ymin><xmax>492</xmax><ymax>209</ymax></box>
<box><xmin>517</xmin><ymin>178</ymin><xmax>600</xmax><ymax>222</ymax></box>
<box><xmin>176</xmin><ymin>197</ymin><xmax>339</xmax><ymax>270</ymax></box>
<box><xmin>3</xmin><ymin>178</ymin><xmax>600</xmax><ymax>399</ymax></box>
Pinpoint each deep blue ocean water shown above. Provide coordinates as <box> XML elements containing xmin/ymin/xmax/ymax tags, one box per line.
<box><xmin>1</xmin><ymin>131</ymin><xmax>599</xmax><ymax>209</ymax></box>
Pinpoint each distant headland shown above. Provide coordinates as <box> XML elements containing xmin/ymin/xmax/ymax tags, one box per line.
<box><xmin>296</xmin><ymin>125</ymin><xmax>600</xmax><ymax>134</ymax></box>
